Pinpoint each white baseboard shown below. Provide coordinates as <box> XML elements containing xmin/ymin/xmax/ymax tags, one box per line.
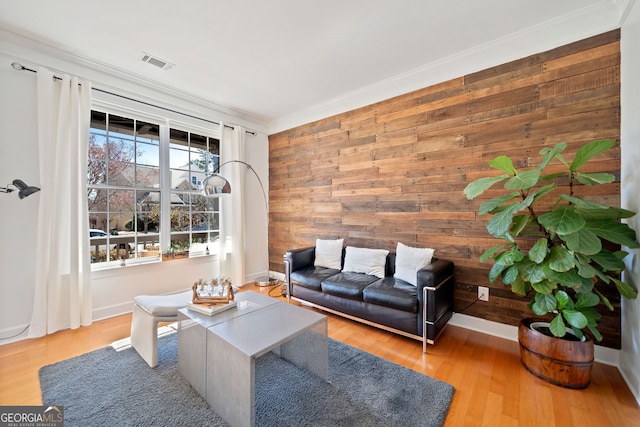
<box><xmin>0</xmin><ymin>323</ymin><xmax>30</xmax><ymax>346</ymax></box>
<box><xmin>449</xmin><ymin>313</ymin><xmax>620</xmax><ymax>367</ymax></box>
<box><xmin>620</xmin><ymin>352</ymin><xmax>640</xmax><ymax>406</ymax></box>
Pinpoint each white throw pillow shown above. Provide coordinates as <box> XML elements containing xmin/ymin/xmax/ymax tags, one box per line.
<box><xmin>342</xmin><ymin>246</ymin><xmax>389</xmax><ymax>279</ymax></box>
<box><xmin>314</xmin><ymin>239</ymin><xmax>344</xmax><ymax>269</ymax></box>
<box><xmin>394</xmin><ymin>242</ymin><xmax>435</xmax><ymax>286</ymax></box>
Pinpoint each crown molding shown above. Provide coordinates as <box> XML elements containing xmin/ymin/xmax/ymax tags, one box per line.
<box><xmin>268</xmin><ymin>1</ymin><xmax>622</xmax><ymax>134</ymax></box>
<box><xmin>0</xmin><ymin>27</ymin><xmax>270</xmax><ymax>134</ymax></box>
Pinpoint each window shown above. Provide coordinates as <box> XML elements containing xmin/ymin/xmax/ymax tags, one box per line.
<box><xmin>88</xmin><ymin>110</ymin><xmax>220</xmax><ymax>266</ymax></box>
<box><xmin>168</xmin><ymin>128</ymin><xmax>220</xmax><ymax>256</ymax></box>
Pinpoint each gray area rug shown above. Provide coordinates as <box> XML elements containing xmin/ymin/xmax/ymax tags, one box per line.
<box><xmin>40</xmin><ymin>333</ymin><xmax>454</xmax><ymax>426</ymax></box>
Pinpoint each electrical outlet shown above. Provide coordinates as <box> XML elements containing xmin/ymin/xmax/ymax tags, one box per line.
<box><xmin>478</xmin><ymin>286</ymin><xmax>489</xmax><ymax>302</ymax></box>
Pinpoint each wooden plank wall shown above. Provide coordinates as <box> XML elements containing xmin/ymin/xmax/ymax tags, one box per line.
<box><xmin>268</xmin><ymin>30</ymin><xmax>622</xmax><ymax>348</ymax></box>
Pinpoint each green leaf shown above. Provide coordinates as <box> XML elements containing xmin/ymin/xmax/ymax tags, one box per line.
<box><xmin>480</xmin><ymin>243</ymin><xmax>512</xmax><ymax>263</ymax></box>
<box><xmin>549</xmin><ymin>313</ymin><xmax>567</xmax><ymax>337</ymax></box>
<box><xmin>538</xmin><ymin>143</ymin><xmax>567</xmax><ymax>171</ymax></box>
<box><xmin>489</xmin><ymin>156</ymin><xmax>517</xmax><ymax>175</ymax></box>
<box><xmin>572</xmin><ymin>277</ymin><xmax>595</xmax><ymax>294</ymax></box>
<box><xmin>464</xmin><ymin>175</ymin><xmax>509</xmax><ymax>199</ymax></box>
<box><xmin>530</xmin><ymin>183</ymin><xmax>557</xmax><ymax>203</ymax></box>
<box><xmin>572</xmin><ymin>326</ymin><xmax>585</xmax><ymax>340</ymax></box>
<box><xmin>555</xmin><ymin>290</ymin><xmax>571</xmax><ymax>310</ymax></box>
<box><xmin>591</xmin><ymin>249</ymin><xmax>626</xmax><ymax>272</ymax></box>
<box><xmin>570</xmin><ymin>139</ymin><xmax>616</xmax><ymax>171</ymax></box>
<box><xmin>532</xmin><ymin>292</ymin><xmax>557</xmax><ymax>314</ymax></box>
<box><xmin>563</xmin><ymin>310</ymin><xmax>588</xmax><ymax>329</ymax></box>
<box><xmin>544</xmin><ymin>267</ymin><xmax>584</xmax><ymax>287</ymax></box>
<box><xmin>575</xmin><ymin>172</ymin><xmax>615</xmax><ymax>186</ymax></box>
<box><xmin>581</xmin><ymin>306</ymin><xmax>602</xmax><ymax>322</ymax></box>
<box><xmin>561</xmin><ymin>228</ymin><xmax>602</xmax><ymax>255</ymax></box>
<box><xmin>575</xmin><ymin>205</ymin><xmax>637</xmax><ymax>221</ymax></box>
<box><xmin>504</xmin><ymin>169</ymin><xmax>541</xmax><ymax>191</ymax></box>
<box><xmin>486</xmin><ymin>202</ymin><xmax>522</xmax><ymax>237</ymax></box>
<box><xmin>528</xmin><ymin>238</ymin><xmax>548</xmax><ymax>263</ymax></box>
<box><xmin>541</xmin><ymin>172</ymin><xmax>567</xmax><ymax>181</ymax></box>
<box><xmin>531</xmin><ymin>280</ymin><xmax>555</xmax><ymax>294</ymax></box>
<box><xmin>548</xmin><ymin>245</ymin><xmax>576</xmax><ymax>272</ymax></box>
<box><xmin>560</xmin><ymin>195</ymin><xmax>608</xmax><ymax>210</ymax></box>
<box><xmin>495</xmin><ymin>246</ymin><xmax>525</xmax><ymax>266</ymax></box>
<box><xmin>488</xmin><ymin>262</ymin><xmax>507</xmax><ymax>283</ymax></box>
<box><xmin>587</xmin><ymin>220</ymin><xmax>640</xmax><ymax>249</ymax></box>
<box><xmin>538</xmin><ymin>206</ymin><xmax>585</xmax><ymax>235</ymax></box>
<box><xmin>510</xmin><ymin>214</ymin><xmax>532</xmax><ymax>236</ymax></box>
<box><xmin>587</xmin><ymin>324</ymin><xmax>603</xmax><ymax>342</ymax></box>
<box><xmin>611</xmin><ymin>277</ymin><xmax>639</xmax><ymax>300</ymax></box>
<box><xmin>478</xmin><ymin>192</ymin><xmax>520</xmax><ymax>215</ymax></box>
<box><xmin>576</xmin><ymin>262</ymin><xmax>597</xmax><ymax>279</ymax></box>
<box><xmin>575</xmin><ymin>292</ymin><xmax>600</xmax><ymax>309</ymax></box>
<box><xmin>520</xmin><ymin>259</ymin><xmax>546</xmax><ymax>284</ymax></box>
<box><xmin>616</xmin><ymin>208</ymin><xmax>638</xmax><ymax>219</ymax></box>
<box><xmin>593</xmin><ymin>288</ymin><xmax>613</xmax><ymax>311</ymax></box>
<box><xmin>501</xmin><ymin>264</ymin><xmax>519</xmax><ymax>285</ymax></box>
<box><xmin>511</xmin><ymin>275</ymin><xmax>530</xmax><ymax>296</ymax></box>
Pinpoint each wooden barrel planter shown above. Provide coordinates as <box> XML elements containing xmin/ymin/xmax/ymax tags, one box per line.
<box><xmin>518</xmin><ymin>318</ymin><xmax>594</xmax><ymax>389</ymax></box>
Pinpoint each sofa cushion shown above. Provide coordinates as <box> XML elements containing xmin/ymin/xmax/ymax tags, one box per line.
<box><xmin>314</xmin><ymin>238</ymin><xmax>344</xmax><ymax>269</ymax></box>
<box><xmin>321</xmin><ymin>272</ymin><xmax>379</xmax><ymax>299</ymax></box>
<box><xmin>363</xmin><ymin>277</ymin><xmax>418</xmax><ymax>313</ymax></box>
<box><xmin>291</xmin><ymin>266</ymin><xmax>341</xmax><ymax>291</ymax></box>
<box><xmin>343</xmin><ymin>246</ymin><xmax>389</xmax><ymax>279</ymax></box>
<box><xmin>394</xmin><ymin>242</ymin><xmax>435</xmax><ymax>286</ymax></box>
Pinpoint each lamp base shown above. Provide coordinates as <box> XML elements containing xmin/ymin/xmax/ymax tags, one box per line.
<box><xmin>255</xmin><ymin>276</ymin><xmax>274</xmax><ymax>287</ymax></box>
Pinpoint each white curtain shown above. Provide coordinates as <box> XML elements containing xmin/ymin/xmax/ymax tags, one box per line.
<box><xmin>218</xmin><ymin>123</ymin><xmax>247</xmax><ymax>287</ymax></box>
<box><xmin>29</xmin><ymin>67</ymin><xmax>92</xmax><ymax>337</ymax></box>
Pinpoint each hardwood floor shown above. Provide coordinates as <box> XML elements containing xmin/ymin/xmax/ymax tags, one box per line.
<box><xmin>1</xmin><ymin>283</ymin><xmax>638</xmax><ymax>426</ymax></box>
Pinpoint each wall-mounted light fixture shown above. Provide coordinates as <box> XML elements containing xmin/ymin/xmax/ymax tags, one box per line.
<box><xmin>0</xmin><ymin>179</ymin><xmax>41</xmax><ymax>199</ymax></box>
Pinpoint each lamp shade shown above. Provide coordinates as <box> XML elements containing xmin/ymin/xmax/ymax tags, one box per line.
<box><xmin>1</xmin><ymin>178</ymin><xmax>40</xmax><ymax>199</ymax></box>
<box><xmin>202</xmin><ymin>174</ymin><xmax>231</xmax><ymax>196</ymax></box>
<box><xmin>12</xmin><ymin>179</ymin><xmax>41</xmax><ymax>199</ymax></box>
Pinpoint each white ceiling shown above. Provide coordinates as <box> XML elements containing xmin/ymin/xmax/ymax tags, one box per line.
<box><xmin>0</xmin><ymin>0</ymin><xmax>629</xmax><ymax>133</ymax></box>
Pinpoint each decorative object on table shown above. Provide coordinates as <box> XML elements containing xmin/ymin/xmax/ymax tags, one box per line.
<box><xmin>201</xmin><ymin>160</ymin><xmax>274</xmax><ymax>287</ymax></box>
<box><xmin>0</xmin><ymin>178</ymin><xmax>41</xmax><ymax>199</ymax></box>
<box><xmin>191</xmin><ymin>277</ymin><xmax>235</xmax><ymax>305</ymax></box>
<box><xmin>187</xmin><ymin>300</ymin><xmax>237</xmax><ymax>316</ymax></box>
<box><xmin>189</xmin><ymin>277</ymin><xmax>236</xmax><ymax>316</ymax></box>
<box><xmin>464</xmin><ymin>139</ymin><xmax>639</xmax><ymax>388</ymax></box>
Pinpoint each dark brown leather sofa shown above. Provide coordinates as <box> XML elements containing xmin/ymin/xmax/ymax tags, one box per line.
<box><xmin>284</xmin><ymin>246</ymin><xmax>455</xmax><ymax>352</ymax></box>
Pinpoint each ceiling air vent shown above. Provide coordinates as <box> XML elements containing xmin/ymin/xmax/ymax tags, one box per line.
<box><xmin>139</xmin><ymin>52</ymin><xmax>173</xmax><ymax>70</ymax></box>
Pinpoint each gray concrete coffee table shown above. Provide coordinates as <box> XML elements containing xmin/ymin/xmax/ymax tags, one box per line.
<box><xmin>177</xmin><ymin>291</ymin><xmax>328</xmax><ymax>427</ymax></box>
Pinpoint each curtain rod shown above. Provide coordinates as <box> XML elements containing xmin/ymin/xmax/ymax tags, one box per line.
<box><xmin>11</xmin><ymin>61</ymin><xmax>256</xmax><ymax>136</ymax></box>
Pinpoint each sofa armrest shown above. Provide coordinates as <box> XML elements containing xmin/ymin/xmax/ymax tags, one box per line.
<box><xmin>416</xmin><ymin>258</ymin><xmax>454</xmax><ymax>290</ymax></box>
<box><xmin>284</xmin><ymin>247</ymin><xmax>315</xmax><ymax>300</ymax></box>
<box><xmin>284</xmin><ymin>246</ymin><xmax>316</xmax><ymax>273</ymax></box>
<box><xmin>416</xmin><ymin>258</ymin><xmax>455</xmax><ymax>344</ymax></box>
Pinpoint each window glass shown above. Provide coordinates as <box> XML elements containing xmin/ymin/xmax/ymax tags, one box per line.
<box><xmin>88</xmin><ymin>110</ymin><xmax>219</xmax><ymax>266</ymax></box>
<box><xmin>168</xmin><ymin>131</ymin><xmax>220</xmax><ymax>255</ymax></box>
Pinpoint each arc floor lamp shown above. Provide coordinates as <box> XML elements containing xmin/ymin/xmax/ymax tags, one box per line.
<box><xmin>0</xmin><ymin>179</ymin><xmax>40</xmax><ymax>199</ymax></box>
<box><xmin>202</xmin><ymin>160</ymin><xmax>273</xmax><ymax>287</ymax></box>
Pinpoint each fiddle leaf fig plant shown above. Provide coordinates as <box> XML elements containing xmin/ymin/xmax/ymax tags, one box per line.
<box><xmin>464</xmin><ymin>139</ymin><xmax>639</xmax><ymax>341</ymax></box>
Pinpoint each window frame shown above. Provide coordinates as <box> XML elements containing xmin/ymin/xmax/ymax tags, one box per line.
<box><xmin>88</xmin><ymin>104</ymin><xmax>221</xmax><ymax>270</ymax></box>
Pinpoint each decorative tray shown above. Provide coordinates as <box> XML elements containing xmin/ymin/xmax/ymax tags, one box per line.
<box><xmin>191</xmin><ymin>278</ymin><xmax>235</xmax><ymax>305</ymax></box>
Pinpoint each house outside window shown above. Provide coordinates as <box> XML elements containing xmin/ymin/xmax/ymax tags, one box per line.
<box><xmin>88</xmin><ymin>110</ymin><xmax>220</xmax><ymax>267</ymax></box>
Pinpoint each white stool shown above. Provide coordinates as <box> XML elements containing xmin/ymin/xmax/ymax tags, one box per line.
<box><xmin>130</xmin><ymin>290</ymin><xmax>193</xmax><ymax>367</ymax></box>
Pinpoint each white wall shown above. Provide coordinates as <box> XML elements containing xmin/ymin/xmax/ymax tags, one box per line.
<box><xmin>0</xmin><ymin>30</ymin><xmax>269</xmax><ymax>344</ymax></box>
<box><xmin>0</xmin><ymin>51</ymin><xmax>40</xmax><ymax>341</ymax></box>
<box><xmin>620</xmin><ymin>0</ymin><xmax>640</xmax><ymax>404</ymax></box>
